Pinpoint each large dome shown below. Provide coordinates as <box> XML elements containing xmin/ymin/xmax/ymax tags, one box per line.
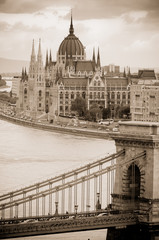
<box><xmin>58</xmin><ymin>16</ymin><xmax>85</xmax><ymax>59</ymax></box>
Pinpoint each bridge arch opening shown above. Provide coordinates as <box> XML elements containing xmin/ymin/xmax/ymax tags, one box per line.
<box><xmin>128</xmin><ymin>164</ymin><xmax>140</xmax><ymax>200</ymax></box>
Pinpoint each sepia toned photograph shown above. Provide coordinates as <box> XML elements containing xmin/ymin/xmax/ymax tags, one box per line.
<box><xmin>0</xmin><ymin>0</ymin><xmax>159</xmax><ymax>239</ymax></box>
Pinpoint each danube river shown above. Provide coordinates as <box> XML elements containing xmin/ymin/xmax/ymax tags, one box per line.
<box><xmin>0</xmin><ymin>119</ymin><xmax>115</xmax><ymax>240</ymax></box>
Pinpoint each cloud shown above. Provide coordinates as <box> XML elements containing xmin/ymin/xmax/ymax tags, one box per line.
<box><xmin>0</xmin><ymin>0</ymin><xmax>159</xmax><ymax>19</ymax></box>
<box><xmin>0</xmin><ymin>0</ymin><xmax>73</xmax><ymax>13</ymax></box>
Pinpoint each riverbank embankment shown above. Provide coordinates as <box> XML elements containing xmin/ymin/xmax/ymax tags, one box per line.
<box><xmin>0</xmin><ymin>113</ymin><xmax>112</xmax><ymax>140</ymax></box>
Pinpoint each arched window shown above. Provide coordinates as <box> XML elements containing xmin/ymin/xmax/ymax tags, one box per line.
<box><xmin>122</xmin><ymin>92</ymin><xmax>126</xmax><ymax>99</ymax></box>
<box><xmin>60</xmin><ymin>92</ymin><xmax>63</xmax><ymax>99</ymax></box>
<box><xmin>128</xmin><ymin>164</ymin><xmax>140</xmax><ymax>199</ymax></box>
<box><xmin>82</xmin><ymin>92</ymin><xmax>86</xmax><ymax>99</ymax></box>
<box><xmin>71</xmin><ymin>92</ymin><xmax>74</xmax><ymax>99</ymax></box>
<box><xmin>24</xmin><ymin>88</ymin><xmax>27</xmax><ymax>94</ymax></box>
<box><xmin>65</xmin><ymin>92</ymin><xmax>69</xmax><ymax>99</ymax></box>
<box><xmin>111</xmin><ymin>92</ymin><xmax>115</xmax><ymax>99</ymax></box>
<box><xmin>39</xmin><ymin>90</ymin><xmax>42</xmax><ymax>97</ymax></box>
<box><xmin>117</xmin><ymin>92</ymin><xmax>120</xmax><ymax>99</ymax></box>
<box><xmin>90</xmin><ymin>92</ymin><xmax>92</xmax><ymax>99</ymax></box>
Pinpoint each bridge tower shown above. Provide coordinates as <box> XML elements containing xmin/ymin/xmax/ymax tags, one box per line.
<box><xmin>108</xmin><ymin>121</ymin><xmax>159</xmax><ymax>239</ymax></box>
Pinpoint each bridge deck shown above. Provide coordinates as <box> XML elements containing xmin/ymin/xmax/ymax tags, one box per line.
<box><xmin>0</xmin><ymin>213</ymin><xmax>138</xmax><ymax>239</ymax></box>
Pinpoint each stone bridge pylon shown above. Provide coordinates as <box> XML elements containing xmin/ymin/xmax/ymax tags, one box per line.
<box><xmin>108</xmin><ymin>121</ymin><xmax>159</xmax><ymax>239</ymax></box>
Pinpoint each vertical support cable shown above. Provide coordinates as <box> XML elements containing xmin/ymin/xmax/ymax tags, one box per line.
<box><xmin>42</xmin><ymin>194</ymin><xmax>45</xmax><ymax>216</ymax></box>
<box><xmin>29</xmin><ymin>197</ymin><xmax>32</xmax><ymax>217</ymax></box>
<box><xmin>61</xmin><ymin>175</ymin><xmax>65</xmax><ymax>214</ymax></box>
<box><xmin>23</xmin><ymin>192</ymin><xmax>26</xmax><ymax>218</ymax></box>
<box><xmin>81</xmin><ymin>178</ymin><xmax>85</xmax><ymax>212</ymax></box>
<box><xmin>111</xmin><ymin>159</ymin><xmax>115</xmax><ymax>203</ymax></box>
<box><xmin>36</xmin><ymin>185</ymin><xmax>39</xmax><ymax>216</ymax></box>
<box><xmin>68</xmin><ymin>185</ymin><xmax>72</xmax><ymax>214</ymax></box>
<box><xmin>10</xmin><ymin>193</ymin><xmax>13</xmax><ymax>218</ymax></box>
<box><xmin>2</xmin><ymin>204</ymin><xmax>5</xmax><ymax>219</ymax></box>
<box><xmin>74</xmin><ymin>172</ymin><xmax>78</xmax><ymax>208</ymax></box>
<box><xmin>99</xmin><ymin>164</ymin><xmax>102</xmax><ymax>207</ymax></box>
<box><xmin>94</xmin><ymin>174</ymin><xmax>97</xmax><ymax>210</ymax></box>
<box><xmin>15</xmin><ymin>203</ymin><xmax>18</xmax><ymax>218</ymax></box>
<box><xmin>55</xmin><ymin>188</ymin><xmax>59</xmax><ymax>215</ymax></box>
<box><xmin>107</xmin><ymin>171</ymin><xmax>110</xmax><ymax>205</ymax></box>
<box><xmin>49</xmin><ymin>182</ymin><xmax>52</xmax><ymax>215</ymax></box>
<box><xmin>86</xmin><ymin>166</ymin><xmax>90</xmax><ymax>212</ymax></box>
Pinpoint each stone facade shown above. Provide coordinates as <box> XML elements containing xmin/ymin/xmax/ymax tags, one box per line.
<box><xmin>111</xmin><ymin>121</ymin><xmax>159</xmax><ymax>222</ymax></box>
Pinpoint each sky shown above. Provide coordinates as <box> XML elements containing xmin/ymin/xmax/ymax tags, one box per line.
<box><xmin>0</xmin><ymin>0</ymin><xmax>159</xmax><ymax>69</ymax></box>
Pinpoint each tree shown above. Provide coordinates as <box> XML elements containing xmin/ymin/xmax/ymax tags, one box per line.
<box><xmin>102</xmin><ymin>107</ymin><xmax>111</xmax><ymax>119</ymax></box>
<box><xmin>89</xmin><ymin>103</ymin><xmax>102</xmax><ymax>122</ymax></box>
<box><xmin>71</xmin><ymin>97</ymin><xmax>87</xmax><ymax>117</ymax></box>
<box><xmin>119</xmin><ymin>106</ymin><xmax>130</xmax><ymax>118</ymax></box>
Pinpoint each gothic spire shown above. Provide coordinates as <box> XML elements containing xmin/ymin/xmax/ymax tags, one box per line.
<box><xmin>96</xmin><ymin>47</ymin><xmax>101</xmax><ymax>68</ymax></box>
<box><xmin>31</xmin><ymin>39</ymin><xmax>35</xmax><ymax>56</ymax></box>
<box><xmin>123</xmin><ymin>67</ymin><xmax>126</xmax><ymax>77</ymax></box>
<box><xmin>38</xmin><ymin>38</ymin><xmax>42</xmax><ymax>56</ymax></box>
<box><xmin>22</xmin><ymin>67</ymin><xmax>24</xmax><ymax>78</ymax></box>
<box><xmin>45</xmin><ymin>50</ymin><xmax>48</xmax><ymax>68</ymax></box>
<box><xmin>49</xmin><ymin>49</ymin><xmax>52</xmax><ymax>63</ymax></box>
<box><xmin>92</xmin><ymin>47</ymin><xmax>96</xmax><ymax>64</ymax></box>
<box><xmin>69</xmin><ymin>10</ymin><xmax>74</xmax><ymax>35</ymax></box>
<box><xmin>24</xmin><ymin>67</ymin><xmax>27</xmax><ymax>76</ymax></box>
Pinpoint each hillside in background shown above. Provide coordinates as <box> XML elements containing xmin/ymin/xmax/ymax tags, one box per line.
<box><xmin>0</xmin><ymin>58</ymin><xmax>29</xmax><ymax>75</ymax></box>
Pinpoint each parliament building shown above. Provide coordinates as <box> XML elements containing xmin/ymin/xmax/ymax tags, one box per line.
<box><xmin>16</xmin><ymin>15</ymin><xmax>130</xmax><ymax>121</ymax></box>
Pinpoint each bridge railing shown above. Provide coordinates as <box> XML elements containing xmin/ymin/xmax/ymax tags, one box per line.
<box><xmin>0</xmin><ymin>150</ymin><xmax>146</xmax><ymax>220</ymax></box>
<box><xmin>0</xmin><ymin>150</ymin><xmax>125</xmax><ymax>202</ymax></box>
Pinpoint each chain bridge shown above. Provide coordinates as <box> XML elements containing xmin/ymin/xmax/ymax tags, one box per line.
<box><xmin>1</xmin><ymin>121</ymin><xmax>159</xmax><ymax>239</ymax></box>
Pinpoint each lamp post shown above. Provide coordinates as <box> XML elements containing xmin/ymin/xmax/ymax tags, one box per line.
<box><xmin>55</xmin><ymin>201</ymin><xmax>58</xmax><ymax>216</ymax></box>
<box><xmin>96</xmin><ymin>192</ymin><xmax>101</xmax><ymax>211</ymax></box>
<box><xmin>74</xmin><ymin>204</ymin><xmax>78</xmax><ymax>216</ymax></box>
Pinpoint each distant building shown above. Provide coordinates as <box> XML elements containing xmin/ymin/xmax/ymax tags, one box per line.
<box><xmin>12</xmin><ymin>76</ymin><xmax>21</xmax><ymax>97</ymax></box>
<box><xmin>102</xmin><ymin>64</ymin><xmax>120</xmax><ymax>76</ymax></box>
<box><xmin>107</xmin><ymin>76</ymin><xmax>130</xmax><ymax>118</ymax></box>
<box><xmin>130</xmin><ymin>69</ymin><xmax>159</xmax><ymax>122</ymax></box>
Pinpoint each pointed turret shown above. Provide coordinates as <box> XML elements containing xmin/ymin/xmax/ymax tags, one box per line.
<box><xmin>45</xmin><ymin>50</ymin><xmax>48</xmax><ymax>68</ymax></box>
<box><xmin>24</xmin><ymin>67</ymin><xmax>27</xmax><ymax>76</ymax></box>
<box><xmin>96</xmin><ymin>47</ymin><xmax>101</xmax><ymax>68</ymax></box>
<box><xmin>21</xmin><ymin>67</ymin><xmax>24</xmax><ymax>80</ymax></box>
<box><xmin>128</xmin><ymin>67</ymin><xmax>131</xmax><ymax>77</ymax></box>
<box><xmin>30</xmin><ymin>39</ymin><xmax>36</xmax><ymax>62</ymax></box>
<box><xmin>123</xmin><ymin>67</ymin><xmax>126</xmax><ymax>77</ymax></box>
<box><xmin>92</xmin><ymin>47</ymin><xmax>96</xmax><ymax>64</ymax></box>
<box><xmin>37</xmin><ymin>38</ymin><xmax>42</xmax><ymax>58</ymax></box>
<box><xmin>29</xmin><ymin>40</ymin><xmax>36</xmax><ymax>78</ymax></box>
<box><xmin>31</xmin><ymin>39</ymin><xmax>35</xmax><ymax>56</ymax></box>
<box><xmin>69</xmin><ymin>11</ymin><xmax>74</xmax><ymax>35</ymax></box>
<box><xmin>49</xmin><ymin>50</ymin><xmax>52</xmax><ymax>64</ymax></box>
